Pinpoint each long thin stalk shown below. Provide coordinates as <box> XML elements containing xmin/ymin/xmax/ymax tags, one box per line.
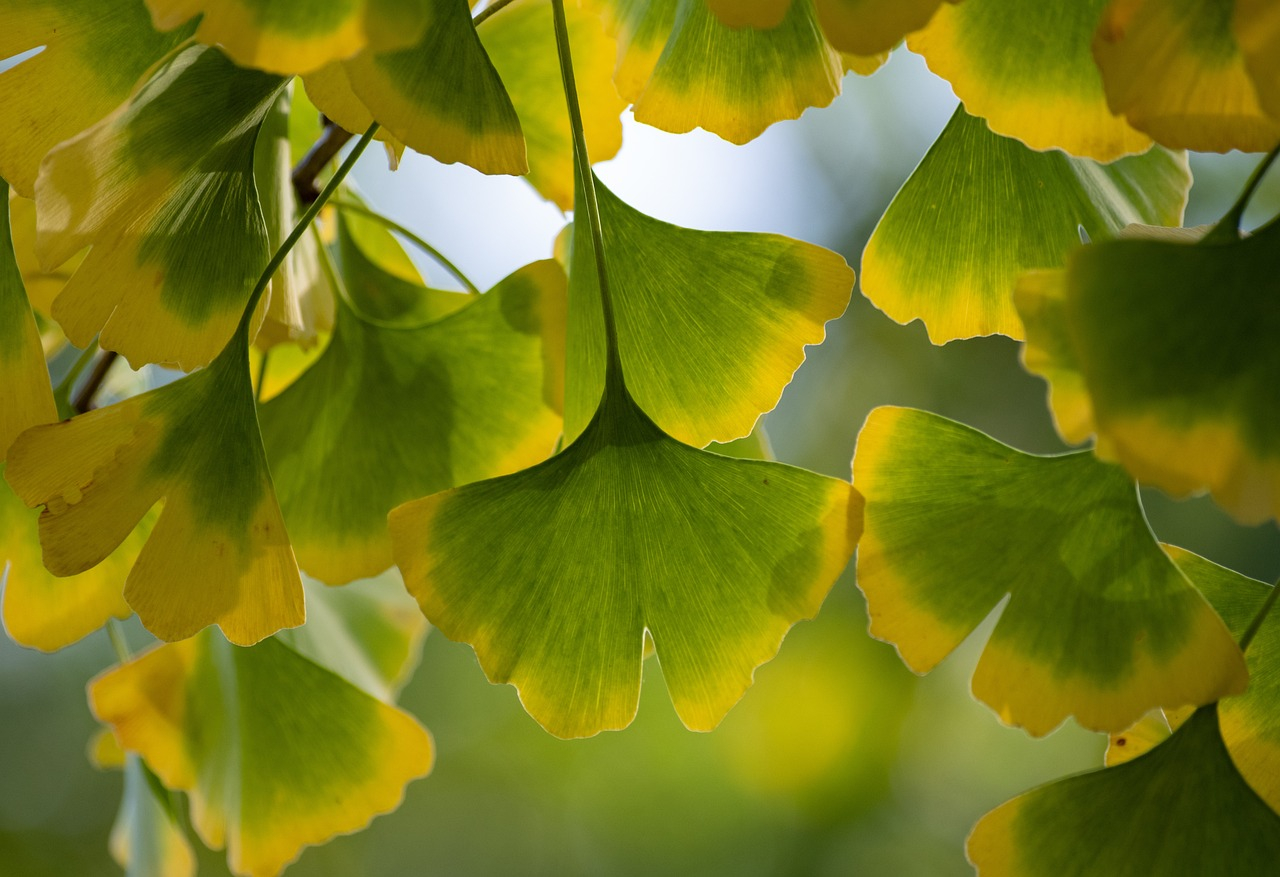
<box><xmin>1240</xmin><ymin>578</ymin><xmax>1280</xmax><ymax>653</ymax></box>
<box><xmin>1209</xmin><ymin>144</ymin><xmax>1280</xmax><ymax>241</ymax></box>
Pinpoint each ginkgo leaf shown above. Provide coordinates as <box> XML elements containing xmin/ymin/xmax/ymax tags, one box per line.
<box><xmin>967</xmin><ymin>706</ymin><xmax>1280</xmax><ymax>876</ymax></box>
<box><xmin>593</xmin><ymin>0</ymin><xmax>844</xmax><ymax>144</ymax></box>
<box><xmin>814</xmin><ymin>0</ymin><xmax>953</xmax><ymax>57</ymax></box>
<box><xmin>260</xmin><ymin>230</ymin><xmax>566</xmax><ymax>585</ymax></box>
<box><xmin>908</xmin><ymin>0</ymin><xmax>1152</xmax><ymax>160</ymax></box>
<box><xmin>1235</xmin><ymin>0</ymin><xmax>1280</xmax><ymax>122</ymax></box>
<box><xmin>7</xmin><ymin>192</ymin><xmax>78</xmax><ymax>319</ymax></box>
<box><xmin>35</xmin><ymin>46</ymin><xmax>288</xmax><ymax>371</ymax></box>
<box><xmin>109</xmin><ymin>755</ymin><xmax>196</xmax><ymax>877</ymax></box>
<box><xmin>0</xmin><ymin>180</ymin><xmax>56</xmax><ymax>459</ymax></box>
<box><xmin>861</xmin><ymin>106</ymin><xmax>1189</xmax><ymax>344</ymax></box>
<box><xmin>1092</xmin><ymin>0</ymin><xmax>1280</xmax><ymax>153</ymax></box>
<box><xmin>853</xmin><ymin>406</ymin><xmax>1246</xmax><ymax>736</ymax></box>
<box><xmin>298</xmin><ymin>65</ymin><xmax>407</xmax><ymax>164</ymax></box>
<box><xmin>566</xmin><ymin>173</ymin><xmax>853</xmax><ymax>448</ymax></box>
<box><xmin>145</xmin><ymin>0</ymin><xmax>429</xmax><ymax>76</ymax></box>
<box><xmin>307</xmin><ymin>0</ymin><xmax>527</xmax><ymax>175</ymax></box>
<box><xmin>480</xmin><ymin>0</ymin><xmax>626</xmax><ymax>210</ymax></box>
<box><xmin>0</xmin><ymin>0</ymin><xmax>193</xmax><ymax>196</ymax></box>
<box><xmin>1015</xmin><ymin>221</ymin><xmax>1280</xmax><ymax>524</ymax></box>
<box><xmin>89</xmin><ymin>628</ymin><xmax>433</xmax><ymax>877</ymax></box>
<box><xmin>4</xmin><ymin>331</ymin><xmax>304</xmax><ymax>647</ymax></box>
<box><xmin>389</xmin><ymin>370</ymin><xmax>861</xmax><ymax>738</ymax></box>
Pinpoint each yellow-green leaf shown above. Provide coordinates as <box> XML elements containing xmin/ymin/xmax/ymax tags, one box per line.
<box><xmin>814</xmin><ymin>0</ymin><xmax>953</xmax><ymax>56</ymax></box>
<box><xmin>109</xmin><ymin>755</ymin><xmax>196</xmax><ymax>877</ymax></box>
<box><xmin>1235</xmin><ymin>0</ymin><xmax>1280</xmax><ymax>123</ymax></box>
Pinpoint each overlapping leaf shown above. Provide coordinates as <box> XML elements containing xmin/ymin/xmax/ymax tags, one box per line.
<box><xmin>35</xmin><ymin>46</ymin><xmax>287</xmax><ymax>370</ymax></box>
<box><xmin>1092</xmin><ymin>0</ymin><xmax>1280</xmax><ymax>153</ymax></box>
<box><xmin>566</xmin><ymin>174</ymin><xmax>853</xmax><ymax>448</ymax></box>
<box><xmin>812</xmin><ymin>0</ymin><xmax>954</xmax><ymax>57</ymax></box>
<box><xmin>0</xmin><ymin>0</ymin><xmax>193</xmax><ymax>196</ymax></box>
<box><xmin>145</xmin><ymin>0</ymin><xmax>429</xmax><ymax>75</ymax></box>
<box><xmin>853</xmin><ymin>406</ymin><xmax>1246</xmax><ymax>735</ymax></box>
<box><xmin>108</xmin><ymin>755</ymin><xmax>196</xmax><ymax>877</ymax></box>
<box><xmin>861</xmin><ymin>106</ymin><xmax>1189</xmax><ymax>344</ymax></box>
<box><xmin>908</xmin><ymin>0</ymin><xmax>1151</xmax><ymax>160</ymax></box>
<box><xmin>260</xmin><ymin>218</ymin><xmax>566</xmax><ymax>585</ymax></box>
<box><xmin>1016</xmin><ymin>220</ymin><xmax>1280</xmax><ymax>524</ymax></box>
<box><xmin>1235</xmin><ymin>0</ymin><xmax>1280</xmax><ymax>122</ymax></box>
<box><xmin>90</xmin><ymin>581</ymin><xmax>431</xmax><ymax>877</ymax></box>
<box><xmin>7</xmin><ymin>192</ymin><xmax>77</xmax><ymax>319</ymax></box>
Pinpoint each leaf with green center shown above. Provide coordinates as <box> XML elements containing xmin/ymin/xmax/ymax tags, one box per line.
<box><xmin>0</xmin><ymin>181</ymin><xmax>56</xmax><ymax>459</ymax></box>
<box><xmin>260</xmin><ymin>228</ymin><xmax>566</xmax><ymax>584</ymax></box>
<box><xmin>4</xmin><ymin>331</ymin><xmax>304</xmax><ymax>646</ymax></box>
<box><xmin>306</xmin><ymin>0</ymin><xmax>526</xmax><ymax>175</ymax></box>
<box><xmin>852</xmin><ymin>406</ymin><xmax>1246</xmax><ymax>735</ymax></box>
<box><xmin>1235</xmin><ymin>0</ymin><xmax>1280</xmax><ymax>122</ymax></box>
<box><xmin>908</xmin><ymin>0</ymin><xmax>1152</xmax><ymax>160</ymax></box>
<box><xmin>967</xmin><ymin>706</ymin><xmax>1280</xmax><ymax>876</ymax></box>
<box><xmin>89</xmin><ymin>622</ymin><xmax>432</xmax><ymax>877</ymax></box>
<box><xmin>34</xmin><ymin>46</ymin><xmax>288</xmax><ymax>371</ymax></box>
<box><xmin>813</xmin><ymin>0</ymin><xmax>954</xmax><ymax>56</ymax></box>
<box><xmin>861</xmin><ymin>106</ymin><xmax>1189</xmax><ymax>344</ymax></box>
<box><xmin>109</xmin><ymin>755</ymin><xmax>195</xmax><ymax>877</ymax></box>
<box><xmin>1015</xmin><ymin>221</ymin><xmax>1280</xmax><ymax>524</ymax></box>
<box><xmin>566</xmin><ymin>174</ymin><xmax>853</xmax><ymax>448</ymax></box>
<box><xmin>0</xmin><ymin>0</ymin><xmax>194</xmax><ymax>196</ymax></box>
<box><xmin>145</xmin><ymin>0</ymin><xmax>429</xmax><ymax>75</ymax></box>
<box><xmin>1092</xmin><ymin>0</ymin><xmax>1280</xmax><ymax>153</ymax></box>
<box><xmin>480</xmin><ymin>0</ymin><xmax>625</xmax><ymax>210</ymax></box>
<box><xmin>389</xmin><ymin>370</ymin><xmax>861</xmax><ymax>738</ymax></box>
<box><xmin>592</xmin><ymin>0</ymin><xmax>844</xmax><ymax>144</ymax></box>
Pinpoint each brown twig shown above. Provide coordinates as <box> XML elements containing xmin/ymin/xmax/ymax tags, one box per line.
<box><xmin>291</xmin><ymin>119</ymin><xmax>355</xmax><ymax>204</ymax></box>
<box><xmin>72</xmin><ymin>350</ymin><xmax>119</xmax><ymax>413</ymax></box>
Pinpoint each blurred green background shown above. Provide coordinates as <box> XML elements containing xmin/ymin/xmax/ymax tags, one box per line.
<box><xmin>4</xmin><ymin>49</ymin><xmax>1280</xmax><ymax>877</ymax></box>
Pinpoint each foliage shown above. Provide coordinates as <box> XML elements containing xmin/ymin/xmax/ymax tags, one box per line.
<box><xmin>1</xmin><ymin>0</ymin><xmax>1279</xmax><ymax>874</ymax></box>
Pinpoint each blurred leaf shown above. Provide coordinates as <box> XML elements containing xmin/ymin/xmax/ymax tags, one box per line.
<box><xmin>853</xmin><ymin>406</ymin><xmax>1246</xmax><ymax>735</ymax></box>
<box><xmin>1235</xmin><ymin>0</ymin><xmax>1280</xmax><ymax>122</ymax></box>
<box><xmin>34</xmin><ymin>46</ymin><xmax>287</xmax><ymax>370</ymax></box>
<box><xmin>299</xmin><ymin>65</ymin><xmax>407</xmax><ymax>161</ymax></box>
<box><xmin>1092</xmin><ymin>0</ymin><xmax>1280</xmax><ymax>153</ymax></box>
<box><xmin>704</xmin><ymin>0</ymin><xmax>792</xmax><ymax>30</ymax></box>
<box><xmin>908</xmin><ymin>0</ymin><xmax>1152</xmax><ymax>160</ymax></box>
<box><xmin>109</xmin><ymin>755</ymin><xmax>195</xmax><ymax>877</ymax></box>
<box><xmin>861</xmin><ymin>106</ymin><xmax>1189</xmax><ymax>344</ymax></box>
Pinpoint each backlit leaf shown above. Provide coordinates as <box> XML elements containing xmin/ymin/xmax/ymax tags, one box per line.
<box><xmin>853</xmin><ymin>406</ymin><xmax>1246</xmax><ymax>735</ymax></box>
<box><xmin>814</xmin><ymin>0</ymin><xmax>953</xmax><ymax>57</ymax></box>
<box><xmin>1235</xmin><ymin>0</ymin><xmax>1280</xmax><ymax>122</ymax></box>
<box><xmin>7</xmin><ymin>192</ymin><xmax>78</xmax><ymax>318</ymax></box>
<box><xmin>908</xmin><ymin>0</ymin><xmax>1152</xmax><ymax>160</ymax></box>
<box><xmin>861</xmin><ymin>106</ymin><xmax>1189</xmax><ymax>344</ymax></box>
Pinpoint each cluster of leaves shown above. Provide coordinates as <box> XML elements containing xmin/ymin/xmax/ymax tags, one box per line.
<box><xmin>1</xmin><ymin>0</ymin><xmax>1279</xmax><ymax>874</ymax></box>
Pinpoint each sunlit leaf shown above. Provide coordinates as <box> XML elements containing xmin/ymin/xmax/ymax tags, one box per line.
<box><xmin>968</xmin><ymin>706</ymin><xmax>1280</xmax><ymax>876</ymax></box>
<box><xmin>853</xmin><ymin>406</ymin><xmax>1246</xmax><ymax>735</ymax></box>
<box><xmin>1092</xmin><ymin>0</ymin><xmax>1280</xmax><ymax>153</ymax></box>
<box><xmin>0</xmin><ymin>0</ymin><xmax>193</xmax><ymax>196</ymax></box>
<box><xmin>299</xmin><ymin>64</ymin><xmax>407</xmax><ymax>164</ymax></box>
<box><xmin>109</xmin><ymin>755</ymin><xmax>196</xmax><ymax>877</ymax></box>
<box><xmin>594</xmin><ymin>0</ymin><xmax>844</xmax><ymax>144</ymax></box>
<box><xmin>566</xmin><ymin>174</ymin><xmax>853</xmax><ymax>448</ymax></box>
<box><xmin>1016</xmin><ymin>221</ymin><xmax>1280</xmax><ymax>524</ymax></box>
<box><xmin>389</xmin><ymin>371</ymin><xmax>861</xmax><ymax>738</ymax></box>
<box><xmin>5</xmin><ymin>334</ymin><xmax>304</xmax><ymax>647</ymax></box>
<box><xmin>260</xmin><ymin>224</ymin><xmax>566</xmax><ymax>584</ymax></box>
<box><xmin>7</xmin><ymin>192</ymin><xmax>77</xmax><ymax>319</ymax></box>
<box><xmin>90</xmin><ymin>626</ymin><xmax>432</xmax><ymax>877</ymax></box>
<box><xmin>861</xmin><ymin>106</ymin><xmax>1189</xmax><ymax>344</ymax></box>
<box><xmin>1234</xmin><ymin>0</ymin><xmax>1280</xmax><ymax>122</ymax></box>
<box><xmin>35</xmin><ymin>46</ymin><xmax>287</xmax><ymax>370</ymax></box>
<box><xmin>814</xmin><ymin>0</ymin><xmax>953</xmax><ymax>56</ymax></box>
<box><xmin>144</xmin><ymin>0</ymin><xmax>429</xmax><ymax>75</ymax></box>
<box><xmin>908</xmin><ymin>0</ymin><xmax>1152</xmax><ymax>160</ymax></box>
<box><xmin>480</xmin><ymin>0</ymin><xmax>626</xmax><ymax>210</ymax></box>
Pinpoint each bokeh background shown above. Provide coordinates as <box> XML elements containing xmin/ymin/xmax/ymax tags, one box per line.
<box><xmin>4</xmin><ymin>47</ymin><xmax>1280</xmax><ymax>877</ymax></box>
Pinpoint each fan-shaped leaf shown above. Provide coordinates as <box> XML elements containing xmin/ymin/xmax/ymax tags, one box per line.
<box><xmin>853</xmin><ymin>406</ymin><xmax>1246</xmax><ymax>735</ymax></box>
<box><xmin>814</xmin><ymin>0</ymin><xmax>953</xmax><ymax>57</ymax></box>
<box><xmin>7</xmin><ymin>192</ymin><xmax>76</xmax><ymax>319</ymax></box>
<box><xmin>861</xmin><ymin>106</ymin><xmax>1189</xmax><ymax>344</ymax></box>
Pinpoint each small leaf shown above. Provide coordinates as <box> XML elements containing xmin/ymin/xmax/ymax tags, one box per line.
<box><xmin>861</xmin><ymin>106</ymin><xmax>1189</xmax><ymax>344</ymax></box>
<box><xmin>110</xmin><ymin>755</ymin><xmax>196</xmax><ymax>877</ymax></box>
<box><xmin>853</xmin><ymin>406</ymin><xmax>1246</xmax><ymax>735</ymax></box>
<box><xmin>908</xmin><ymin>0</ymin><xmax>1152</xmax><ymax>160</ymax></box>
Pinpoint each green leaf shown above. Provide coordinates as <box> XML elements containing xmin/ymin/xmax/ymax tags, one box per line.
<box><xmin>1016</xmin><ymin>221</ymin><xmax>1280</xmax><ymax>524</ymax></box>
<box><xmin>566</xmin><ymin>173</ymin><xmax>853</xmax><ymax>448</ymax></box>
<box><xmin>389</xmin><ymin>376</ymin><xmax>861</xmax><ymax>738</ymax></box>
<box><xmin>109</xmin><ymin>755</ymin><xmax>195</xmax><ymax>877</ymax></box>
<box><xmin>861</xmin><ymin>106</ymin><xmax>1189</xmax><ymax>344</ymax></box>
<box><xmin>968</xmin><ymin>706</ymin><xmax>1280</xmax><ymax>876</ymax></box>
<box><xmin>908</xmin><ymin>0</ymin><xmax>1152</xmax><ymax>160</ymax></box>
<box><xmin>852</xmin><ymin>406</ymin><xmax>1246</xmax><ymax>735</ymax></box>
<box><xmin>0</xmin><ymin>0</ymin><xmax>193</xmax><ymax>196</ymax></box>
<box><xmin>1092</xmin><ymin>0</ymin><xmax>1280</xmax><ymax>153</ymax></box>
<box><xmin>34</xmin><ymin>46</ymin><xmax>288</xmax><ymax>371</ymax></box>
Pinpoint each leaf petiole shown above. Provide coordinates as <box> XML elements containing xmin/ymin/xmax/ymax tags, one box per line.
<box><xmin>329</xmin><ymin>197</ymin><xmax>481</xmax><ymax>294</ymax></box>
<box><xmin>1208</xmin><ymin>144</ymin><xmax>1280</xmax><ymax>243</ymax></box>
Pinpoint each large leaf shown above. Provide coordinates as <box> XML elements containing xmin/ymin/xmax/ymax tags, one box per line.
<box><xmin>908</xmin><ymin>0</ymin><xmax>1151</xmax><ymax>160</ymax></box>
<box><xmin>968</xmin><ymin>706</ymin><xmax>1280</xmax><ymax>876</ymax></box>
<box><xmin>389</xmin><ymin>371</ymin><xmax>861</xmax><ymax>738</ymax></box>
<box><xmin>1092</xmin><ymin>0</ymin><xmax>1280</xmax><ymax>153</ymax></box>
<box><xmin>861</xmin><ymin>106</ymin><xmax>1189</xmax><ymax>344</ymax></box>
<box><xmin>35</xmin><ymin>46</ymin><xmax>288</xmax><ymax>370</ymax></box>
<box><xmin>1016</xmin><ymin>221</ymin><xmax>1280</xmax><ymax>524</ymax></box>
<box><xmin>0</xmin><ymin>0</ymin><xmax>193</xmax><ymax>196</ymax></box>
<box><xmin>853</xmin><ymin>406</ymin><xmax>1246</xmax><ymax>735</ymax></box>
<box><xmin>566</xmin><ymin>174</ymin><xmax>853</xmax><ymax>448</ymax></box>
